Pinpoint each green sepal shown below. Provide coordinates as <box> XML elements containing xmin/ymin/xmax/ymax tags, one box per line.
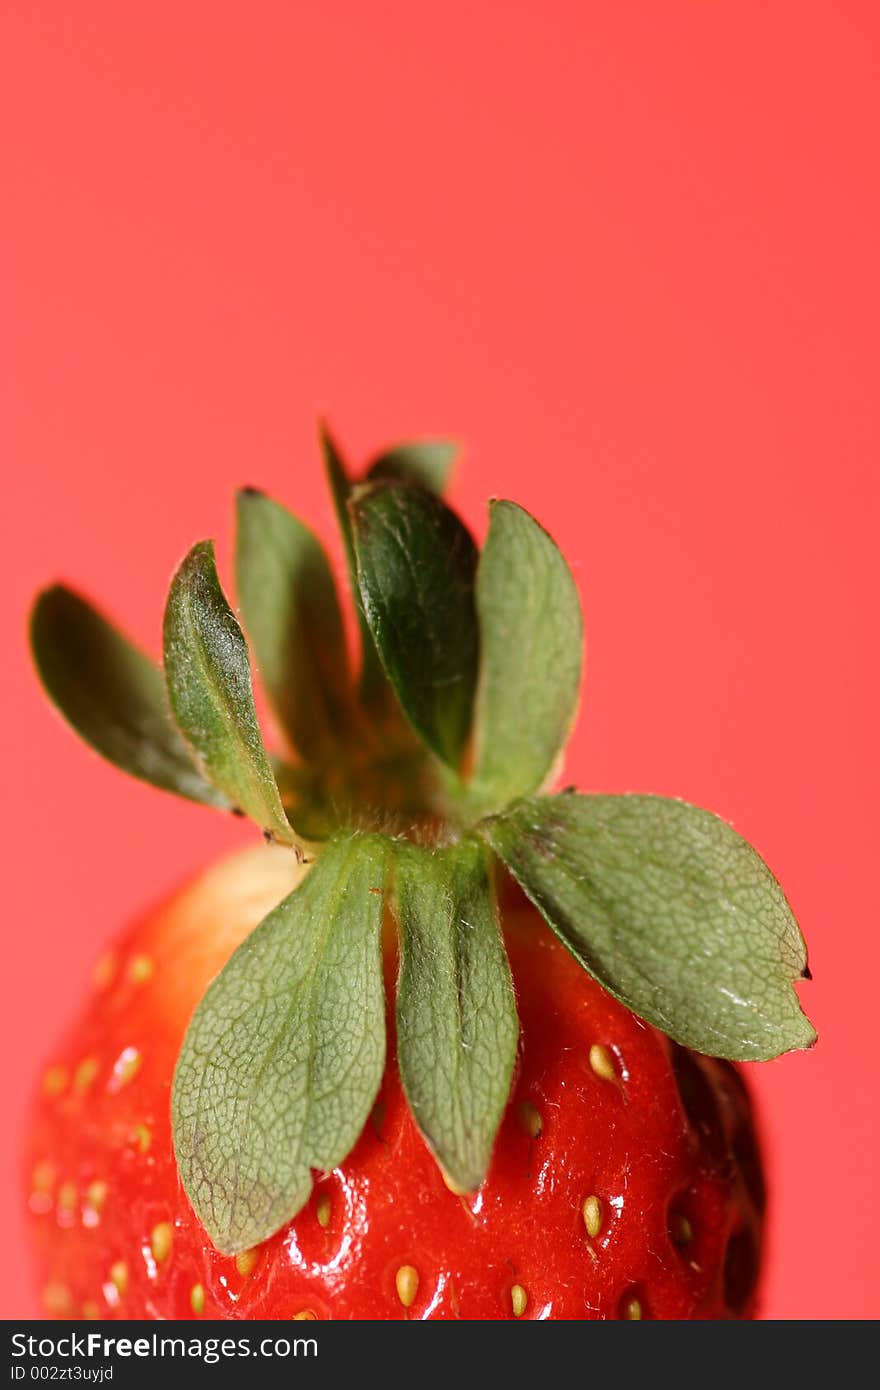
<box><xmin>482</xmin><ymin>792</ymin><xmax>815</xmax><ymax>1061</ymax></box>
<box><xmin>320</xmin><ymin>423</ymin><xmax>392</xmax><ymax>712</ymax></box>
<box><xmin>394</xmin><ymin>838</ymin><xmax>518</xmax><ymax>1192</ymax></box>
<box><xmin>172</xmin><ymin>833</ymin><xmax>389</xmax><ymax>1253</ymax></box>
<box><xmin>235</xmin><ymin>488</ymin><xmax>355</xmax><ymax>762</ymax></box>
<box><xmin>350</xmin><ymin>481</ymin><xmax>479</xmax><ymax>768</ymax></box>
<box><xmin>470</xmin><ymin>500</ymin><xmax>583</xmax><ymax>812</ymax></box>
<box><xmin>367</xmin><ymin>440</ymin><xmax>458</xmax><ymax>494</ymax></box>
<box><xmin>163</xmin><ymin>541</ymin><xmax>300</xmax><ymax>847</ymax></box>
<box><xmin>30</xmin><ymin>585</ymin><xmax>230</xmax><ymax>809</ymax></box>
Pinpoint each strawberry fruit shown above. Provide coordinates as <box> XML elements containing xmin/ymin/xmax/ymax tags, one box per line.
<box><xmin>26</xmin><ymin>429</ymin><xmax>813</xmax><ymax>1320</ymax></box>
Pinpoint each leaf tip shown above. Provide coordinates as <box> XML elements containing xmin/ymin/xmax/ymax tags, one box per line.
<box><xmin>32</xmin><ymin>580</ymin><xmax>66</xmax><ymax>604</ymax></box>
<box><xmin>30</xmin><ymin>581</ymin><xmax>77</xmax><ymax>632</ymax></box>
<box><xmin>29</xmin><ymin>584</ymin><xmax>54</xmax><ymax>633</ymax></box>
<box><xmin>437</xmin><ymin>1159</ymin><xmax>482</xmax><ymax>1198</ymax></box>
<box><xmin>317</xmin><ymin>417</ymin><xmax>343</xmax><ymax>458</ymax></box>
<box><xmin>174</xmin><ymin>539</ymin><xmax>218</xmax><ymax>588</ymax></box>
<box><xmin>793</xmin><ymin>1003</ymin><xmax>819</xmax><ymax>1052</ymax></box>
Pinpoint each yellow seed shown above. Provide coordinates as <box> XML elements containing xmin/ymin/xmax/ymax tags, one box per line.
<box><xmin>395</xmin><ymin>1264</ymin><xmax>419</xmax><ymax>1309</ymax></box>
<box><xmin>670</xmin><ymin>1212</ymin><xmax>693</xmax><ymax>1246</ymax></box>
<box><xmin>622</xmin><ymin>1296</ymin><xmax>642</xmax><ymax>1320</ymax></box>
<box><xmin>511</xmin><ymin>1283</ymin><xmax>528</xmax><ymax>1318</ymax></box>
<box><xmin>235</xmin><ymin>1247</ymin><xmax>259</xmax><ymax>1278</ymax></box>
<box><xmin>315</xmin><ymin>1193</ymin><xmax>332</xmax><ymax>1228</ymax></box>
<box><xmin>86</xmin><ymin>1180</ymin><xmax>108</xmax><ymax>1211</ymax></box>
<box><xmin>32</xmin><ymin>1161</ymin><xmax>56</xmax><ymax>1193</ymax></box>
<box><xmin>516</xmin><ymin>1100</ymin><xmax>543</xmax><ymax>1139</ymax></box>
<box><xmin>589</xmin><ymin>1044</ymin><xmax>617</xmax><ymax>1083</ymax></box>
<box><xmin>190</xmin><ymin>1284</ymin><xmax>205</xmax><ymax>1315</ymax></box>
<box><xmin>132</xmin><ymin>1123</ymin><xmax>152</xmax><ymax>1153</ymax></box>
<box><xmin>42</xmin><ymin>1282</ymin><xmax>72</xmax><ymax>1315</ymax></box>
<box><xmin>42</xmin><ymin>1064</ymin><xmax>68</xmax><ymax>1097</ymax></box>
<box><xmin>293</xmin><ymin>1309</ymin><xmax>318</xmax><ymax>1320</ymax></box>
<box><xmin>582</xmin><ymin>1194</ymin><xmax>603</xmax><ymax>1238</ymax></box>
<box><xmin>82</xmin><ymin>1300</ymin><xmax>100</xmax><ymax>1321</ymax></box>
<box><xmin>151</xmin><ymin>1221</ymin><xmax>174</xmax><ymax>1263</ymax></box>
<box><xmin>58</xmin><ymin>1180</ymin><xmax>78</xmax><ymax>1211</ymax></box>
<box><xmin>127</xmin><ymin>954</ymin><xmax>155</xmax><ymax>984</ymax></box>
<box><xmin>92</xmin><ymin>953</ymin><xmax>117</xmax><ymax>989</ymax></box>
<box><xmin>74</xmin><ymin>1057</ymin><xmax>99</xmax><ymax>1092</ymax></box>
<box><xmin>109</xmin><ymin>1046</ymin><xmax>142</xmax><ymax>1091</ymax></box>
<box><xmin>110</xmin><ymin>1261</ymin><xmax>129</xmax><ymax>1296</ymax></box>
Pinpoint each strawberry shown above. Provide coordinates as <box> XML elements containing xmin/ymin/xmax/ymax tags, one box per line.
<box><xmin>27</xmin><ymin>851</ymin><xmax>765</xmax><ymax>1320</ymax></box>
<box><xmin>27</xmin><ymin>429</ymin><xmax>813</xmax><ymax>1320</ymax></box>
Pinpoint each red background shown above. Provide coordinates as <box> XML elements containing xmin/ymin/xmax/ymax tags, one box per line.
<box><xmin>2</xmin><ymin>3</ymin><xmax>877</xmax><ymax>1319</ymax></box>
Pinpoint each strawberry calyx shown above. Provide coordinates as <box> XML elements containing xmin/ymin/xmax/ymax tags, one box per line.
<box><xmin>30</xmin><ymin>425</ymin><xmax>816</xmax><ymax>1255</ymax></box>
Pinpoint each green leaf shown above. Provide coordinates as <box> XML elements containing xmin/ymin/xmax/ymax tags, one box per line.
<box><xmin>235</xmin><ymin>488</ymin><xmax>355</xmax><ymax>762</ymax></box>
<box><xmin>173</xmin><ymin>833</ymin><xmax>389</xmax><ymax>1253</ymax></box>
<box><xmin>30</xmin><ymin>585</ymin><xmax>229</xmax><ymax>808</ymax></box>
<box><xmin>320</xmin><ymin>423</ymin><xmax>357</xmax><ymax>595</ymax></box>
<box><xmin>367</xmin><ymin>440</ymin><xmax>458</xmax><ymax>494</ymax></box>
<box><xmin>320</xmin><ymin>423</ymin><xmax>389</xmax><ymax>711</ymax></box>
<box><xmin>470</xmin><ymin>501</ymin><xmax>583</xmax><ymax>810</ymax></box>
<box><xmin>350</xmin><ymin>481</ymin><xmax>479</xmax><ymax>767</ymax></box>
<box><xmin>394</xmin><ymin>838</ymin><xmax>518</xmax><ymax>1192</ymax></box>
<box><xmin>163</xmin><ymin>541</ymin><xmax>299</xmax><ymax>846</ymax></box>
<box><xmin>482</xmin><ymin>793</ymin><xmax>815</xmax><ymax>1062</ymax></box>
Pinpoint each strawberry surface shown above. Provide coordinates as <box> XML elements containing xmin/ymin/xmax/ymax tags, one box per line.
<box><xmin>26</xmin><ymin>847</ymin><xmax>763</xmax><ymax>1321</ymax></box>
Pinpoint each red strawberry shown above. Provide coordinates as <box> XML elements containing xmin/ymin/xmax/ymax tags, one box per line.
<box><xmin>27</xmin><ymin>848</ymin><xmax>764</xmax><ymax>1321</ymax></box>
<box><xmin>27</xmin><ymin>430</ymin><xmax>812</xmax><ymax>1320</ymax></box>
